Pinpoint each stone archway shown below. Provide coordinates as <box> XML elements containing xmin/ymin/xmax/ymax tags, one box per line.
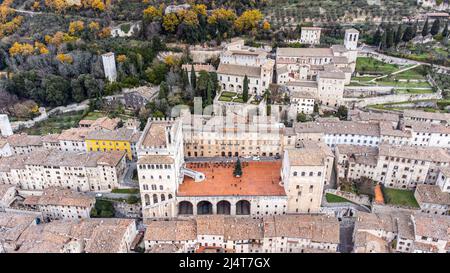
<box><xmin>197</xmin><ymin>201</ymin><xmax>213</xmax><ymax>215</ymax></box>
<box><xmin>178</xmin><ymin>201</ymin><xmax>194</xmax><ymax>215</ymax></box>
<box><xmin>217</xmin><ymin>200</ymin><xmax>231</xmax><ymax>215</ymax></box>
<box><xmin>236</xmin><ymin>200</ymin><xmax>251</xmax><ymax>215</ymax></box>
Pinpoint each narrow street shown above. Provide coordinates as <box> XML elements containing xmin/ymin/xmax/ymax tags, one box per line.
<box><xmin>338</xmin><ymin>217</ymin><xmax>355</xmax><ymax>253</ymax></box>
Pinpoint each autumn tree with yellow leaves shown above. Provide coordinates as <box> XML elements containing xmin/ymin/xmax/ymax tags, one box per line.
<box><xmin>116</xmin><ymin>54</ymin><xmax>127</xmax><ymax>63</ymax></box>
<box><xmin>234</xmin><ymin>9</ymin><xmax>263</xmax><ymax>33</ymax></box>
<box><xmin>56</xmin><ymin>53</ymin><xmax>73</xmax><ymax>64</ymax></box>
<box><xmin>162</xmin><ymin>13</ymin><xmax>179</xmax><ymax>33</ymax></box>
<box><xmin>88</xmin><ymin>21</ymin><xmax>100</xmax><ymax>31</ymax></box>
<box><xmin>9</xmin><ymin>42</ymin><xmax>35</xmax><ymax>56</ymax></box>
<box><xmin>98</xmin><ymin>27</ymin><xmax>111</xmax><ymax>38</ymax></box>
<box><xmin>34</xmin><ymin>42</ymin><xmax>49</xmax><ymax>55</ymax></box>
<box><xmin>44</xmin><ymin>0</ymin><xmax>69</xmax><ymax>13</ymax></box>
<box><xmin>143</xmin><ymin>5</ymin><xmax>163</xmax><ymax>22</ymax></box>
<box><xmin>68</xmin><ymin>21</ymin><xmax>85</xmax><ymax>35</ymax></box>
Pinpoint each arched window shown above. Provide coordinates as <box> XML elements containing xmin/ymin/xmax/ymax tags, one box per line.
<box><xmin>318</xmin><ymin>172</ymin><xmax>322</xmax><ymax>176</ymax></box>
<box><xmin>153</xmin><ymin>194</ymin><xmax>158</xmax><ymax>204</ymax></box>
<box><xmin>152</xmin><ymin>184</ymin><xmax>157</xmax><ymax>190</ymax></box>
<box><xmin>168</xmin><ymin>194</ymin><xmax>173</xmax><ymax>199</ymax></box>
<box><xmin>178</xmin><ymin>201</ymin><xmax>193</xmax><ymax>215</ymax></box>
<box><xmin>197</xmin><ymin>201</ymin><xmax>213</xmax><ymax>215</ymax></box>
<box><xmin>144</xmin><ymin>194</ymin><xmax>150</xmax><ymax>206</ymax></box>
<box><xmin>293</xmin><ymin>172</ymin><xmax>298</xmax><ymax>176</ymax></box>
<box><xmin>217</xmin><ymin>200</ymin><xmax>231</xmax><ymax>215</ymax></box>
<box><xmin>236</xmin><ymin>200</ymin><xmax>251</xmax><ymax>215</ymax></box>
<box><xmin>161</xmin><ymin>194</ymin><xmax>165</xmax><ymax>202</ymax></box>
<box><xmin>159</xmin><ymin>185</ymin><xmax>163</xmax><ymax>190</ymax></box>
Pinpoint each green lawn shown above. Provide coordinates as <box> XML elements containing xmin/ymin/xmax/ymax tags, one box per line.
<box><xmin>395</xmin><ymin>89</ymin><xmax>433</xmax><ymax>94</ymax></box>
<box><xmin>382</xmin><ymin>188</ymin><xmax>420</xmax><ymax>208</ymax></box>
<box><xmin>82</xmin><ymin>111</ymin><xmax>107</xmax><ymax>120</ymax></box>
<box><xmin>325</xmin><ymin>193</ymin><xmax>351</xmax><ymax>203</ymax></box>
<box><xmin>356</xmin><ymin>57</ymin><xmax>399</xmax><ymax>74</ymax></box>
<box><xmin>91</xmin><ymin>199</ymin><xmax>115</xmax><ymax>218</ymax></box>
<box><xmin>111</xmin><ymin>188</ymin><xmax>139</xmax><ymax>194</ymax></box>
<box><xmin>377</xmin><ymin>79</ymin><xmax>431</xmax><ymax>88</ymax></box>
<box><xmin>393</xmin><ymin>66</ymin><xmax>427</xmax><ymax>80</ymax></box>
<box><xmin>220</xmin><ymin>91</ymin><xmax>238</xmax><ymax>97</ymax></box>
<box><xmin>352</xmin><ymin>76</ymin><xmax>377</xmax><ymax>82</ymax></box>
<box><xmin>18</xmin><ymin>111</ymin><xmax>85</xmax><ymax>135</ymax></box>
<box><xmin>218</xmin><ymin>95</ymin><xmax>232</xmax><ymax>102</ymax></box>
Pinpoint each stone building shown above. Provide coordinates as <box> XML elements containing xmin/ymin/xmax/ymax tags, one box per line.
<box><xmin>0</xmin><ymin>149</ymin><xmax>127</xmax><ymax>192</ymax></box>
<box><xmin>282</xmin><ymin>141</ymin><xmax>334</xmax><ymax>213</ymax></box>
<box><xmin>23</xmin><ymin>187</ymin><xmax>95</xmax><ymax>221</ymax></box>
<box><xmin>300</xmin><ymin>27</ymin><xmax>322</xmax><ymax>45</ymax></box>
<box><xmin>144</xmin><ymin>214</ymin><xmax>340</xmax><ymax>253</ymax></box>
<box><xmin>102</xmin><ymin>52</ymin><xmax>117</xmax><ymax>82</ymax></box>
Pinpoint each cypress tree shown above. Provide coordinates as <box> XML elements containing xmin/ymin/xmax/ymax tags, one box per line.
<box><xmin>443</xmin><ymin>21</ymin><xmax>449</xmax><ymax>38</ymax></box>
<box><xmin>402</xmin><ymin>25</ymin><xmax>414</xmax><ymax>43</ymax></box>
<box><xmin>190</xmin><ymin>64</ymin><xmax>196</xmax><ymax>90</ymax></box>
<box><xmin>422</xmin><ymin>18</ymin><xmax>429</xmax><ymax>37</ymax></box>
<box><xmin>373</xmin><ymin>28</ymin><xmax>382</xmax><ymax>47</ymax></box>
<box><xmin>242</xmin><ymin>75</ymin><xmax>249</xmax><ymax>102</ymax></box>
<box><xmin>206</xmin><ymin>79</ymin><xmax>213</xmax><ymax>106</ymax></box>
<box><xmin>394</xmin><ymin>24</ymin><xmax>403</xmax><ymax>46</ymax></box>
<box><xmin>386</xmin><ymin>27</ymin><xmax>395</xmax><ymax>48</ymax></box>
<box><xmin>412</xmin><ymin>20</ymin><xmax>418</xmax><ymax>38</ymax></box>
<box><xmin>431</xmin><ymin>19</ymin><xmax>441</xmax><ymax>36</ymax></box>
<box><xmin>233</xmin><ymin>158</ymin><xmax>243</xmax><ymax>177</ymax></box>
<box><xmin>181</xmin><ymin>68</ymin><xmax>189</xmax><ymax>90</ymax></box>
<box><xmin>159</xmin><ymin>81</ymin><xmax>168</xmax><ymax>99</ymax></box>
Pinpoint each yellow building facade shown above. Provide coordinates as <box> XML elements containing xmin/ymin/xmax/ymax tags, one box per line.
<box><xmin>85</xmin><ymin>128</ymin><xmax>139</xmax><ymax>160</ymax></box>
<box><xmin>86</xmin><ymin>139</ymin><xmax>132</xmax><ymax>160</ymax></box>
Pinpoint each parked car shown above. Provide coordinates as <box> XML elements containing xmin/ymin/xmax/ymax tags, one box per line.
<box><xmin>274</xmin><ymin>154</ymin><xmax>281</xmax><ymax>160</ymax></box>
<box><xmin>252</xmin><ymin>156</ymin><xmax>260</xmax><ymax>161</ymax></box>
<box><xmin>95</xmin><ymin>193</ymin><xmax>103</xmax><ymax>198</ymax></box>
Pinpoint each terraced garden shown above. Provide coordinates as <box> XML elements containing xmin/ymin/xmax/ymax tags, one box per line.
<box><xmin>218</xmin><ymin>91</ymin><xmax>245</xmax><ymax>103</ymax></box>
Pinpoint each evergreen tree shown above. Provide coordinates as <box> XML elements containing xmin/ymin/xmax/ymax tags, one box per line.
<box><xmin>431</xmin><ymin>19</ymin><xmax>441</xmax><ymax>36</ymax></box>
<box><xmin>190</xmin><ymin>64</ymin><xmax>196</xmax><ymax>90</ymax></box>
<box><xmin>402</xmin><ymin>25</ymin><xmax>415</xmax><ymax>43</ymax></box>
<box><xmin>386</xmin><ymin>26</ymin><xmax>395</xmax><ymax>48</ymax></box>
<box><xmin>206</xmin><ymin>79</ymin><xmax>213</xmax><ymax>106</ymax></box>
<box><xmin>337</xmin><ymin>105</ymin><xmax>348</xmax><ymax>120</ymax></box>
<box><xmin>242</xmin><ymin>75</ymin><xmax>249</xmax><ymax>102</ymax></box>
<box><xmin>159</xmin><ymin>81</ymin><xmax>168</xmax><ymax>99</ymax></box>
<box><xmin>443</xmin><ymin>21</ymin><xmax>449</xmax><ymax>38</ymax></box>
<box><xmin>181</xmin><ymin>68</ymin><xmax>189</xmax><ymax>90</ymax></box>
<box><xmin>394</xmin><ymin>24</ymin><xmax>403</xmax><ymax>46</ymax></box>
<box><xmin>233</xmin><ymin>158</ymin><xmax>243</xmax><ymax>177</ymax></box>
<box><xmin>380</xmin><ymin>31</ymin><xmax>387</xmax><ymax>49</ymax></box>
<box><xmin>422</xmin><ymin>18</ymin><xmax>429</xmax><ymax>37</ymax></box>
<box><xmin>412</xmin><ymin>20</ymin><xmax>418</xmax><ymax>38</ymax></box>
<box><xmin>373</xmin><ymin>28</ymin><xmax>382</xmax><ymax>47</ymax></box>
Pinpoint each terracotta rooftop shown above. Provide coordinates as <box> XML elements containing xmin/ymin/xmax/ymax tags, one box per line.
<box><xmin>141</xmin><ymin>120</ymin><xmax>174</xmax><ymax>148</ymax></box>
<box><xmin>277</xmin><ymin>47</ymin><xmax>334</xmax><ymax>58</ymax></box>
<box><xmin>79</xmin><ymin>117</ymin><xmax>120</xmax><ymax>131</ymax></box>
<box><xmin>7</xmin><ymin>134</ymin><xmax>43</xmax><ymax>147</ymax></box>
<box><xmin>58</xmin><ymin>127</ymin><xmax>93</xmax><ymax>141</ymax></box>
<box><xmin>415</xmin><ymin>184</ymin><xmax>450</xmax><ymax>206</ymax></box>
<box><xmin>0</xmin><ymin>184</ymin><xmax>15</xmax><ymax>199</ymax></box>
<box><xmin>217</xmin><ymin>63</ymin><xmax>261</xmax><ymax>78</ymax></box>
<box><xmin>86</xmin><ymin>128</ymin><xmax>138</xmax><ymax>142</ymax></box>
<box><xmin>178</xmin><ymin>161</ymin><xmax>285</xmax><ymax>196</ymax></box>
<box><xmin>23</xmin><ymin>187</ymin><xmax>95</xmax><ymax>208</ymax></box>
<box><xmin>379</xmin><ymin>144</ymin><xmax>450</xmax><ymax>163</ymax></box>
<box><xmin>145</xmin><ymin>220</ymin><xmax>196</xmax><ymax>241</ymax></box>
<box><xmin>413</xmin><ymin>213</ymin><xmax>450</xmax><ymax>241</ymax></box>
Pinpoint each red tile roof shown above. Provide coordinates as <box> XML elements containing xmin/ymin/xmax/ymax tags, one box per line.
<box><xmin>178</xmin><ymin>161</ymin><xmax>285</xmax><ymax>196</ymax></box>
